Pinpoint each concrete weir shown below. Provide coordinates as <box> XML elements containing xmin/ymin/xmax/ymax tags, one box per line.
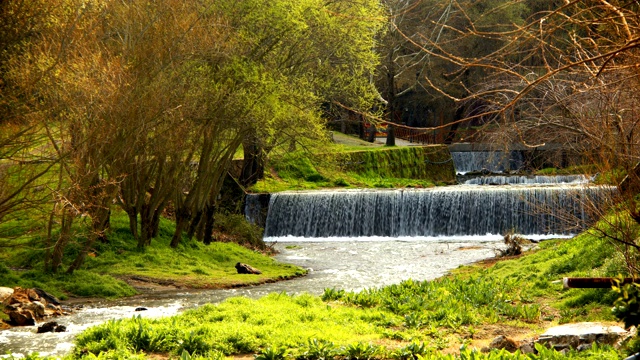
<box><xmin>260</xmin><ymin>185</ymin><xmax>611</xmax><ymax>239</ymax></box>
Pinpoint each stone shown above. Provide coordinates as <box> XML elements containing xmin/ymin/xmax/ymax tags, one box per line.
<box><xmin>576</xmin><ymin>343</ymin><xmax>592</xmax><ymax>352</ymax></box>
<box><xmin>54</xmin><ymin>324</ymin><xmax>66</xmax><ymax>332</ymax></box>
<box><xmin>235</xmin><ymin>262</ymin><xmax>262</xmax><ymax>275</ymax></box>
<box><xmin>518</xmin><ymin>341</ymin><xmax>536</xmax><ymax>354</ymax></box>
<box><xmin>2</xmin><ymin>287</ymin><xmax>68</xmax><ymax>327</ymax></box>
<box><xmin>33</xmin><ymin>288</ymin><xmax>61</xmax><ymax>305</ymax></box>
<box><xmin>26</xmin><ymin>288</ymin><xmax>40</xmax><ymax>302</ymax></box>
<box><xmin>3</xmin><ymin>287</ymin><xmax>30</xmax><ymax>306</ymax></box>
<box><xmin>25</xmin><ymin>301</ymin><xmax>46</xmax><ymax>317</ymax></box>
<box><xmin>485</xmin><ymin>335</ymin><xmax>519</xmax><ymax>353</ymax></box>
<box><xmin>0</xmin><ymin>287</ymin><xmax>14</xmax><ymax>302</ymax></box>
<box><xmin>537</xmin><ymin>322</ymin><xmax>628</xmax><ymax>350</ymax></box>
<box><xmin>37</xmin><ymin>321</ymin><xmax>59</xmax><ymax>334</ymax></box>
<box><xmin>135</xmin><ymin>307</ymin><xmax>148</xmax><ymax>311</ymax></box>
<box><xmin>8</xmin><ymin>309</ymin><xmax>35</xmax><ymax>326</ymax></box>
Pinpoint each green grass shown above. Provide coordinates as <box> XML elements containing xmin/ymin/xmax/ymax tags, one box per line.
<box><xmin>0</xmin><ymin>211</ymin><xmax>306</xmax><ymax>299</ymax></box>
<box><xmin>64</xmin><ymin>228</ymin><xmax>630</xmax><ymax>359</ymax></box>
<box><xmin>534</xmin><ymin>165</ymin><xmax>598</xmax><ymax>176</ymax></box>
<box><xmin>251</xmin><ymin>145</ymin><xmax>456</xmax><ymax>193</ymax></box>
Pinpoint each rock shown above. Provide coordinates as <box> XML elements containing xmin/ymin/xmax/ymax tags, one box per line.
<box><xmin>37</xmin><ymin>321</ymin><xmax>59</xmax><ymax>334</ymax></box>
<box><xmin>33</xmin><ymin>288</ymin><xmax>61</xmax><ymax>305</ymax></box>
<box><xmin>2</xmin><ymin>287</ymin><xmax>68</xmax><ymax>327</ymax></box>
<box><xmin>25</xmin><ymin>301</ymin><xmax>46</xmax><ymax>317</ymax></box>
<box><xmin>36</xmin><ymin>321</ymin><xmax>66</xmax><ymax>333</ymax></box>
<box><xmin>518</xmin><ymin>341</ymin><xmax>536</xmax><ymax>354</ymax></box>
<box><xmin>8</xmin><ymin>309</ymin><xmax>35</xmax><ymax>326</ymax></box>
<box><xmin>235</xmin><ymin>262</ymin><xmax>262</xmax><ymax>275</ymax></box>
<box><xmin>486</xmin><ymin>335</ymin><xmax>519</xmax><ymax>353</ymax></box>
<box><xmin>577</xmin><ymin>343</ymin><xmax>592</xmax><ymax>352</ymax></box>
<box><xmin>135</xmin><ymin>307</ymin><xmax>147</xmax><ymax>311</ymax></box>
<box><xmin>537</xmin><ymin>322</ymin><xmax>628</xmax><ymax>350</ymax></box>
<box><xmin>3</xmin><ymin>287</ymin><xmax>30</xmax><ymax>306</ymax></box>
<box><xmin>0</xmin><ymin>287</ymin><xmax>14</xmax><ymax>302</ymax></box>
<box><xmin>26</xmin><ymin>288</ymin><xmax>40</xmax><ymax>302</ymax></box>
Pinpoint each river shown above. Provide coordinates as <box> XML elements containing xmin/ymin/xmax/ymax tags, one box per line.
<box><xmin>0</xmin><ymin>238</ymin><xmax>508</xmax><ymax>357</ymax></box>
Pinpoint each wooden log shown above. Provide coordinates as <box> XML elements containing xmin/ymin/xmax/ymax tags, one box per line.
<box><xmin>562</xmin><ymin>277</ymin><xmax>640</xmax><ymax>289</ymax></box>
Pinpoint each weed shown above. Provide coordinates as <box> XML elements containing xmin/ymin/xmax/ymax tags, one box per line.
<box><xmin>340</xmin><ymin>342</ymin><xmax>382</xmax><ymax>360</ymax></box>
<box><xmin>296</xmin><ymin>339</ymin><xmax>338</xmax><ymax>360</ymax></box>
<box><xmin>390</xmin><ymin>342</ymin><xmax>429</xmax><ymax>360</ymax></box>
<box><xmin>256</xmin><ymin>346</ymin><xmax>289</xmax><ymax>360</ymax></box>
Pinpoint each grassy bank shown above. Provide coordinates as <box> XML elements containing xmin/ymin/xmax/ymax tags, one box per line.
<box><xmin>251</xmin><ymin>140</ymin><xmax>456</xmax><ymax>193</ymax></box>
<box><xmin>55</xmin><ymin>228</ymin><xmax>628</xmax><ymax>359</ymax></box>
<box><xmin>0</xmin><ymin>211</ymin><xmax>306</xmax><ymax>300</ymax></box>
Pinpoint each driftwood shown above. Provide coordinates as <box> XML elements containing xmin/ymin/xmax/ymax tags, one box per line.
<box><xmin>235</xmin><ymin>262</ymin><xmax>262</xmax><ymax>275</ymax></box>
<box><xmin>563</xmin><ymin>277</ymin><xmax>640</xmax><ymax>289</ymax></box>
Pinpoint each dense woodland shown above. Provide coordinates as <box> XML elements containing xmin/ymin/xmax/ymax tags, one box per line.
<box><xmin>2</xmin><ymin>0</ymin><xmax>640</xmax><ymax>274</ymax></box>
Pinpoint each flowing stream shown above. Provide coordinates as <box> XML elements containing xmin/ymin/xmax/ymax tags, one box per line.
<box><xmin>1</xmin><ymin>152</ymin><xmax>610</xmax><ymax>357</ymax></box>
<box><xmin>0</xmin><ymin>240</ymin><xmax>499</xmax><ymax>357</ymax></box>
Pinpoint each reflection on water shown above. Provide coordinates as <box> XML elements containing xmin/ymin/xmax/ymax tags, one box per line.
<box><xmin>0</xmin><ymin>239</ymin><xmax>502</xmax><ymax>357</ymax></box>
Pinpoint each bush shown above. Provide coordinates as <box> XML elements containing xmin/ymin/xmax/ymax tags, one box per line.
<box><xmin>214</xmin><ymin>213</ymin><xmax>267</xmax><ymax>251</ymax></box>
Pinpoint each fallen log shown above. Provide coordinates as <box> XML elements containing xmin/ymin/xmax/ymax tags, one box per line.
<box><xmin>563</xmin><ymin>277</ymin><xmax>640</xmax><ymax>289</ymax></box>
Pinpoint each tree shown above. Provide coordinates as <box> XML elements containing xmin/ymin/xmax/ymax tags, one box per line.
<box><xmin>410</xmin><ymin>0</ymin><xmax>640</xmax><ymax>272</ymax></box>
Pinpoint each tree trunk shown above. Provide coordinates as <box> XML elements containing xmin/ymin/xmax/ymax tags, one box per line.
<box><xmin>187</xmin><ymin>209</ymin><xmax>203</xmax><ymax>240</ymax></box>
<box><xmin>127</xmin><ymin>209</ymin><xmax>139</xmax><ymax>243</ymax></box>
<box><xmin>139</xmin><ymin>205</ymin><xmax>153</xmax><ymax>248</ymax></box>
<box><xmin>202</xmin><ymin>203</ymin><xmax>216</xmax><ymax>245</ymax></box>
<box><xmin>170</xmin><ymin>209</ymin><xmax>190</xmax><ymax>248</ymax></box>
<box><xmin>150</xmin><ymin>209</ymin><xmax>160</xmax><ymax>239</ymax></box>
<box><xmin>92</xmin><ymin>205</ymin><xmax>111</xmax><ymax>243</ymax></box>
<box><xmin>386</xmin><ymin>124</ymin><xmax>396</xmax><ymax>146</ymax></box>
<box><xmin>50</xmin><ymin>209</ymin><xmax>74</xmax><ymax>273</ymax></box>
<box><xmin>66</xmin><ymin>232</ymin><xmax>97</xmax><ymax>274</ymax></box>
<box><xmin>239</xmin><ymin>134</ymin><xmax>265</xmax><ymax>187</ymax></box>
<box><xmin>367</xmin><ymin>125</ymin><xmax>376</xmax><ymax>142</ymax></box>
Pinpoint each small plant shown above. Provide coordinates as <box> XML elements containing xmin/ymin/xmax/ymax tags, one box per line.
<box><xmin>340</xmin><ymin>342</ymin><xmax>382</xmax><ymax>360</ymax></box>
<box><xmin>322</xmin><ymin>288</ymin><xmax>345</xmax><ymax>301</ymax></box>
<box><xmin>177</xmin><ymin>330</ymin><xmax>210</xmax><ymax>356</ymax></box>
<box><xmin>390</xmin><ymin>342</ymin><xmax>429</xmax><ymax>360</ymax></box>
<box><xmin>333</xmin><ymin>178</ymin><xmax>350</xmax><ymax>187</ymax></box>
<box><xmin>403</xmin><ymin>313</ymin><xmax>424</xmax><ymax>329</ymax></box>
<box><xmin>255</xmin><ymin>346</ymin><xmax>289</xmax><ymax>360</ymax></box>
<box><xmin>296</xmin><ymin>339</ymin><xmax>337</xmax><ymax>360</ymax></box>
<box><xmin>558</xmin><ymin>307</ymin><xmax>587</xmax><ymax>324</ymax></box>
<box><xmin>498</xmin><ymin>232</ymin><xmax>528</xmax><ymax>257</ymax></box>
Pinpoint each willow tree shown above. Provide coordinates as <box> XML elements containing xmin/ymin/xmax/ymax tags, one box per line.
<box><xmin>170</xmin><ymin>0</ymin><xmax>385</xmax><ymax>245</ymax></box>
<box><xmin>231</xmin><ymin>0</ymin><xmax>385</xmax><ymax>188</ymax></box>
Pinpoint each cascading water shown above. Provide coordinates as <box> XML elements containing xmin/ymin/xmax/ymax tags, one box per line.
<box><xmin>451</xmin><ymin>151</ymin><xmax>524</xmax><ymax>174</ymax></box>
<box><xmin>464</xmin><ymin>175</ymin><xmax>593</xmax><ymax>185</ymax></box>
<box><xmin>263</xmin><ymin>185</ymin><xmax>612</xmax><ymax>239</ymax></box>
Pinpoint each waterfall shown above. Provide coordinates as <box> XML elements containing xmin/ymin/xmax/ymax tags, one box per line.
<box><xmin>451</xmin><ymin>151</ymin><xmax>524</xmax><ymax>174</ymax></box>
<box><xmin>263</xmin><ymin>186</ymin><xmax>612</xmax><ymax>239</ymax></box>
<box><xmin>464</xmin><ymin>175</ymin><xmax>592</xmax><ymax>185</ymax></box>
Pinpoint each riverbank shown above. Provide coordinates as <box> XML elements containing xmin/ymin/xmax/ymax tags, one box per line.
<box><xmin>52</xmin><ymin>228</ymin><xmax>630</xmax><ymax>360</ymax></box>
<box><xmin>0</xmin><ymin>211</ymin><xmax>307</xmax><ymax>306</ymax></box>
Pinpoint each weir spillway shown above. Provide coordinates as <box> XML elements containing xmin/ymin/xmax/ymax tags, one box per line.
<box><xmin>261</xmin><ymin>185</ymin><xmax>611</xmax><ymax>239</ymax></box>
<box><xmin>463</xmin><ymin>175</ymin><xmax>592</xmax><ymax>185</ymax></box>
